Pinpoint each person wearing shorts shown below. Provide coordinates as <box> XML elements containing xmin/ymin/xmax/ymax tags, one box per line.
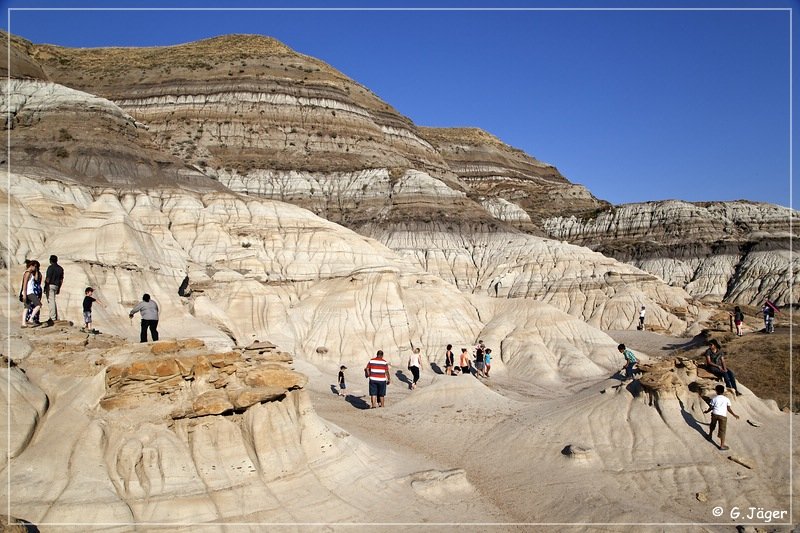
<box><xmin>82</xmin><ymin>287</ymin><xmax>103</xmax><ymax>333</ymax></box>
<box><xmin>365</xmin><ymin>350</ymin><xmax>390</xmax><ymax>408</ymax></box>
<box><xmin>474</xmin><ymin>344</ymin><xmax>486</xmax><ymax>377</ymax></box>
<box><xmin>444</xmin><ymin>344</ymin><xmax>455</xmax><ymax>376</ymax></box>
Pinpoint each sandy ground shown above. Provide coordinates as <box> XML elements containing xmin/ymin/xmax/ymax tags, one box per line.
<box><xmin>298</xmin><ymin>332</ymin><xmax>796</xmax><ymax>530</ymax></box>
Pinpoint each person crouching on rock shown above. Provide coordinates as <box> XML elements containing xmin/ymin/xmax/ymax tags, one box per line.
<box><xmin>129</xmin><ymin>293</ymin><xmax>159</xmax><ymax>343</ymax></box>
<box><xmin>617</xmin><ymin>344</ymin><xmax>639</xmax><ymax>380</ymax></box>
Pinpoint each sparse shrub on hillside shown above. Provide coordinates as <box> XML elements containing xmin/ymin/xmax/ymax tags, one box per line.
<box><xmin>389</xmin><ymin>167</ymin><xmax>407</xmax><ymax>182</ymax></box>
<box><xmin>54</xmin><ymin>147</ymin><xmax>68</xmax><ymax>158</ymax></box>
<box><xmin>58</xmin><ymin>128</ymin><xmax>73</xmax><ymax>142</ymax></box>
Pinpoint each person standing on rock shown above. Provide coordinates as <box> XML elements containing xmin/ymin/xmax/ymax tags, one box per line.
<box><xmin>364</xmin><ymin>349</ymin><xmax>390</xmax><ymax>408</ymax></box>
<box><xmin>129</xmin><ymin>293</ymin><xmax>160</xmax><ymax>342</ymax></box>
<box><xmin>20</xmin><ymin>260</ymin><xmax>42</xmax><ymax>327</ymax></box>
<box><xmin>19</xmin><ymin>260</ymin><xmax>32</xmax><ymax>327</ymax></box>
<box><xmin>617</xmin><ymin>344</ymin><xmax>639</xmax><ymax>380</ymax></box>
<box><xmin>638</xmin><ymin>305</ymin><xmax>646</xmax><ymax>330</ymax></box>
<box><xmin>704</xmin><ymin>339</ymin><xmax>741</xmax><ymax>395</ymax></box>
<box><xmin>82</xmin><ymin>287</ymin><xmax>104</xmax><ymax>334</ymax></box>
<box><xmin>703</xmin><ymin>384</ymin><xmax>740</xmax><ymax>450</ymax></box>
<box><xmin>44</xmin><ymin>255</ymin><xmax>64</xmax><ymax>326</ymax></box>
<box><xmin>408</xmin><ymin>347</ymin><xmax>423</xmax><ymax>389</ymax></box>
<box><xmin>444</xmin><ymin>344</ymin><xmax>455</xmax><ymax>376</ymax></box>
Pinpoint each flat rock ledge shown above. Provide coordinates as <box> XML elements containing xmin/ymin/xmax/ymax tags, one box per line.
<box><xmin>101</xmin><ymin>338</ymin><xmax>305</xmax><ymax>419</ymax></box>
<box><xmin>637</xmin><ymin>357</ymin><xmax>736</xmax><ymax>401</ymax></box>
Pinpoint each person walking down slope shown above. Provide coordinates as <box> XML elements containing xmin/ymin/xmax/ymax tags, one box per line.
<box><xmin>364</xmin><ymin>350</ymin><xmax>391</xmax><ymax>408</ymax></box>
<box><xmin>44</xmin><ymin>255</ymin><xmax>64</xmax><ymax>326</ymax></box>
<box><xmin>408</xmin><ymin>347</ymin><xmax>423</xmax><ymax>389</ymax></box>
<box><xmin>130</xmin><ymin>293</ymin><xmax>160</xmax><ymax>342</ymax></box>
<box><xmin>703</xmin><ymin>384</ymin><xmax>740</xmax><ymax>450</ymax></box>
<box><xmin>704</xmin><ymin>339</ymin><xmax>741</xmax><ymax>396</ymax></box>
<box><xmin>617</xmin><ymin>344</ymin><xmax>639</xmax><ymax>380</ymax></box>
<box><xmin>638</xmin><ymin>306</ymin><xmax>646</xmax><ymax>330</ymax></box>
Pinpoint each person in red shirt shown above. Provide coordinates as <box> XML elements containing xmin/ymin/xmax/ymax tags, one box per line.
<box><xmin>364</xmin><ymin>350</ymin><xmax>391</xmax><ymax>408</ymax></box>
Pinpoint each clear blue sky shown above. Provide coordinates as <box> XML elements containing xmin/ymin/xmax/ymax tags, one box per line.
<box><xmin>3</xmin><ymin>1</ymin><xmax>797</xmax><ymax>208</ymax></box>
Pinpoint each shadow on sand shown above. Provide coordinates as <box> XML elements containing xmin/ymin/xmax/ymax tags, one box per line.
<box><xmin>345</xmin><ymin>394</ymin><xmax>371</xmax><ymax>410</ymax></box>
<box><xmin>663</xmin><ymin>333</ymin><xmax>707</xmax><ymax>352</ymax></box>
<box><xmin>395</xmin><ymin>370</ymin><xmax>412</xmax><ymax>386</ymax></box>
<box><xmin>678</xmin><ymin>398</ymin><xmax>710</xmax><ymax>441</ymax></box>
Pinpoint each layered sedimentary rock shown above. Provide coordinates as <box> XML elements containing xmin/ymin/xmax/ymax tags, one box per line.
<box><xmin>24</xmin><ymin>34</ymin><xmax>455</xmax><ymax>180</ymax></box>
<box><xmin>2</xmin><ymin>79</ymin><xmax>220</xmax><ymax>191</ymax></box>
<box><xmin>418</xmin><ymin>127</ymin><xmax>608</xmax><ymax>228</ymax></box>
<box><xmin>12</xmin><ymin>33</ymin><xmax>610</xmax><ymax>236</ymax></box>
<box><xmin>543</xmin><ymin>201</ymin><xmax>798</xmax><ymax>306</ymax></box>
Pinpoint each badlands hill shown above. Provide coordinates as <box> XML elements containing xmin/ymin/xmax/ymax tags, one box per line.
<box><xmin>1</xmin><ymin>31</ymin><xmax>796</xmax><ymax>529</ymax></box>
<box><xmin>6</xmin><ymin>32</ymin><xmax>792</xmax><ymax>308</ymax></box>
<box><xmin>544</xmin><ymin>201</ymin><xmax>798</xmax><ymax>307</ymax></box>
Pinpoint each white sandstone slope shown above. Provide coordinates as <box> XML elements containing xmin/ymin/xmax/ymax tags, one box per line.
<box><xmin>327</xmin><ymin>357</ymin><xmax>793</xmax><ymax>526</ymax></box>
<box><xmin>472</xmin><ymin>298</ymin><xmax>622</xmax><ymax>384</ymax></box>
<box><xmin>3</xmin><ymin>172</ymin><xmax>696</xmax><ymax>363</ymax></box>
<box><xmin>2</xmin><ymin>333</ymin><xmax>506</xmax><ymax>528</ymax></box>
<box><xmin>370</xmin><ymin>223</ymin><xmax>697</xmax><ymax>334</ymax></box>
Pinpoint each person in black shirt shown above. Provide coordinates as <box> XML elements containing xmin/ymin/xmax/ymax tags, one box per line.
<box><xmin>82</xmin><ymin>287</ymin><xmax>104</xmax><ymax>333</ymax></box>
<box><xmin>44</xmin><ymin>255</ymin><xmax>64</xmax><ymax>326</ymax></box>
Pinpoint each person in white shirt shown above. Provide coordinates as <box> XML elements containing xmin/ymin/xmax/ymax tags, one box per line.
<box><xmin>408</xmin><ymin>347</ymin><xmax>423</xmax><ymax>389</ymax></box>
<box><xmin>638</xmin><ymin>305</ymin><xmax>646</xmax><ymax>330</ymax></box>
<box><xmin>703</xmin><ymin>384</ymin><xmax>740</xmax><ymax>451</ymax></box>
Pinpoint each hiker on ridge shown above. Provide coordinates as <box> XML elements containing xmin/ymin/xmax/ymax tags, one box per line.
<box><xmin>130</xmin><ymin>293</ymin><xmax>160</xmax><ymax>343</ymax></box>
<box><xmin>44</xmin><ymin>255</ymin><xmax>64</xmax><ymax>326</ymax></box>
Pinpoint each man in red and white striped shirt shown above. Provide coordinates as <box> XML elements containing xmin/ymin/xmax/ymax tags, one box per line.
<box><xmin>364</xmin><ymin>350</ymin><xmax>391</xmax><ymax>408</ymax></box>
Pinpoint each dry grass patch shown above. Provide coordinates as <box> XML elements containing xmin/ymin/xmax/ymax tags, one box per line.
<box><xmin>698</xmin><ymin>326</ymin><xmax>798</xmax><ymax>412</ymax></box>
